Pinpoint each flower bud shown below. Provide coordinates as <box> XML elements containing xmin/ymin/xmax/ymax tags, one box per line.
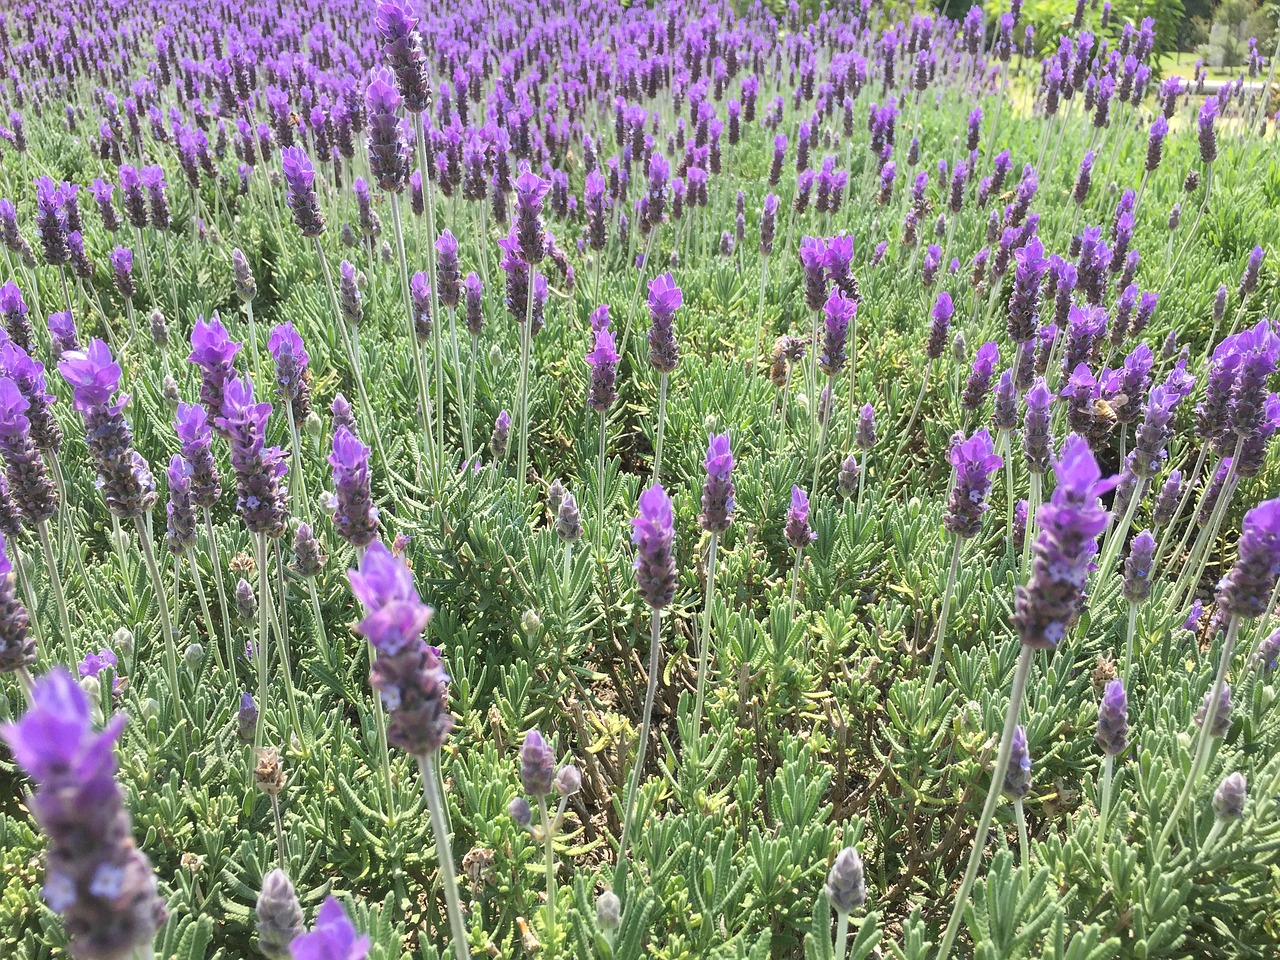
<box><xmin>597</xmin><ymin>890</ymin><xmax>621</xmax><ymax>930</ymax></box>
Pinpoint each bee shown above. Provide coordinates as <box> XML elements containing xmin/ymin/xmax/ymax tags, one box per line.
<box><xmin>288</xmin><ymin>111</ymin><xmax>303</xmax><ymax>129</ymax></box>
<box><xmin>1092</xmin><ymin>392</ymin><xmax>1127</xmax><ymax>427</ymax></box>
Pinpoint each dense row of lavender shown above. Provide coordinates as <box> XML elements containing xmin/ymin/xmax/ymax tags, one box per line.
<box><xmin>0</xmin><ymin>0</ymin><xmax>1278</xmax><ymax>957</ymax></box>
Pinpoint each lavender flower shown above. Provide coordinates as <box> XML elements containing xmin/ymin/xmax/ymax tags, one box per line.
<box><xmin>188</xmin><ymin>316</ymin><xmax>243</xmax><ymax>427</ymax></box>
<box><xmin>699</xmin><ymin>434</ymin><xmax>734</xmax><ymax>534</ymax></box>
<box><xmin>1004</xmin><ymin>725</ymin><xmax>1033</xmax><ymax>799</ymax></box>
<box><xmin>944</xmin><ymin>430</ymin><xmax>1003</xmax><ymax>538</ymax></box>
<box><xmin>1195</xmin><ymin>684</ymin><xmax>1233</xmax><ymax>737</ymax></box>
<box><xmin>330</xmin><ymin>426</ymin><xmax>379</xmax><ymax>548</ymax></box>
<box><xmin>165</xmin><ymin>455</ymin><xmax>197</xmax><ymax>556</ymax></box>
<box><xmin>647</xmin><ymin>273</ymin><xmax>682</xmax><ymax>374</ymax></box>
<box><xmin>513</xmin><ymin>161</ymin><xmax>550</xmax><ymax>265</ymax></box>
<box><xmin>256</xmin><ymin>868</ymin><xmax>305</xmax><ymax>959</ymax></box>
<box><xmin>490</xmin><ymin>410</ymin><xmax>511</xmax><ymax>461</ymax></box>
<box><xmin>785</xmin><ymin>485</ymin><xmax>816</xmax><ymax>550</ymax></box>
<box><xmin>1215</xmin><ymin>498</ymin><xmax>1280</xmax><ymax>620</ymax></box>
<box><xmin>1122</xmin><ymin>530</ymin><xmax>1156</xmax><ymax>603</ymax></box>
<box><xmin>1095</xmin><ymin>679</ymin><xmax>1128</xmax><ymax>756</ymax></box>
<box><xmin>961</xmin><ymin>343</ymin><xmax>1000</xmax><ymax>412</ymax></box>
<box><xmin>174</xmin><ymin>403</ymin><xmax>221</xmax><ymax>509</ymax></box>
<box><xmin>825</xmin><ymin>847</ymin><xmax>866</xmax><ymax>913</ymax></box>
<box><xmin>1014</xmin><ymin>435</ymin><xmax>1116</xmax><ymax>648</ymax></box>
<box><xmin>926</xmin><ymin>292</ymin><xmax>953</xmax><ymax>361</ymax></box>
<box><xmin>215</xmin><ymin>375</ymin><xmax>288</xmax><ymax>539</ymax></box>
<box><xmin>1</xmin><ymin>669</ymin><xmax>167</xmax><ymax>959</ymax></box>
<box><xmin>59</xmin><ymin>340</ymin><xmax>157</xmax><ymax>518</ymax></box>
<box><xmin>586</xmin><ymin>324</ymin><xmax>620</xmax><ymax>413</ymax></box>
<box><xmin>348</xmin><ymin>541</ymin><xmax>451</xmax><ymax>757</ymax></box>
<box><xmin>632</xmin><ymin>484</ymin><xmax>677</xmax><ymax>608</ymax></box>
<box><xmin>365</xmin><ymin>69</ymin><xmax>410</xmax><ymax>193</ymax></box>
<box><xmin>288</xmin><ymin>897</ymin><xmax>369</xmax><ymax>960</ymax></box>
<box><xmin>375</xmin><ymin>0</ymin><xmax>430</xmax><ymax>113</ymax></box>
<box><xmin>1213</xmin><ymin>772</ymin><xmax>1247</xmax><ymax>820</ymax></box>
<box><xmin>0</xmin><ymin>531</ymin><xmax>32</xmax><ymax>672</ymax></box>
<box><xmin>281</xmin><ymin>147</ymin><xmax>325</xmax><ymax>237</ymax></box>
<box><xmin>267</xmin><ymin>322</ymin><xmax>310</xmax><ymax>410</ymax></box>
<box><xmin>520</xmin><ymin>731</ymin><xmax>556</xmax><ymax>796</ymax></box>
<box><xmin>820</xmin><ymin>289</ymin><xmax>856</xmax><ymax>377</ymax></box>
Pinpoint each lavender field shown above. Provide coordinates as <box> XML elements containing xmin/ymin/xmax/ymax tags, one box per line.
<box><xmin>0</xmin><ymin>0</ymin><xmax>1278</xmax><ymax>958</ymax></box>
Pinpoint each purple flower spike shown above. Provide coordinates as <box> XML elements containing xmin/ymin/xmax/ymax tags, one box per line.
<box><xmin>520</xmin><ymin>730</ymin><xmax>556</xmax><ymax>797</ymax></box>
<box><xmin>289</xmin><ymin>897</ymin><xmax>370</xmax><ymax>960</ymax></box>
<box><xmin>820</xmin><ymin>289</ymin><xmax>857</xmax><ymax>377</ymax></box>
<box><xmin>281</xmin><ymin>146</ymin><xmax>325</xmax><ymax>237</ymax></box>
<box><xmin>700</xmin><ymin>433</ymin><xmax>735</xmax><ymax>534</ymax></box>
<box><xmin>785</xmin><ymin>485</ymin><xmax>817</xmax><ymax>551</ymax></box>
<box><xmin>330</xmin><ymin>425</ymin><xmax>379</xmax><ymax>548</ymax></box>
<box><xmin>1</xmin><ymin>669</ymin><xmax>167</xmax><ymax>960</ymax></box>
<box><xmin>1123</xmin><ymin>530</ymin><xmax>1157</xmax><ymax>603</ymax></box>
<box><xmin>174</xmin><ymin>403</ymin><xmax>221</xmax><ymax>509</ymax></box>
<box><xmin>1095</xmin><ymin>679</ymin><xmax>1128</xmax><ymax>756</ymax></box>
<box><xmin>216</xmin><ymin>375</ymin><xmax>288</xmax><ymax>538</ymax></box>
<box><xmin>348</xmin><ymin>541</ymin><xmax>451</xmax><ymax>757</ymax></box>
<box><xmin>647</xmin><ymin>273</ymin><xmax>682</xmax><ymax>374</ymax></box>
<box><xmin>1003</xmin><ymin>725</ymin><xmax>1032</xmax><ymax>799</ymax></box>
<box><xmin>1216</xmin><ymin>498</ymin><xmax>1280</xmax><ymax>620</ymax></box>
<box><xmin>961</xmin><ymin>342</ymin><xmax>1000</xmax><ymax>412</ymax></box>
<box><xmin>59</xmin><ymin>340</ymin><xmax>156</xmax><ymax>519</ymax></box>
<box><xmin>926</xmin><ymin>292</ymin><xmax>953</xmax><ymax>360</ymax></box>
<box><xmin>189</xmin><ymin>315</ymin><xmax>243</xmax><ymax>426</ymax></box>
<box><xmin>267</xmin><ymin>322</ymin><xmax>309</xmax><ymax>404</ymax></box>
<box><xmin>586</xmin><ymin>324</ymin><xmax>620</xmax><ymax>413</ymax></box>
<box><xmin>1014</xmin><ymin>435</ymin><xmax>1117</xmax><ymax>648</ymax></box>
<box><xmin>633</xmin><ymin>485</ymin><xmax>676</xmax><ymax>609</ymax></box>
<box><xmin>944</xmin><ymin>429</ymin><xmax>1003</xmax><ymax>539</ymax></box>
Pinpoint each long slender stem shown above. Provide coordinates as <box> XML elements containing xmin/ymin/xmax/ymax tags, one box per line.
<box><xmin>935</xmin><ymin>645</ymin><xmax>1035</xmax><ymax>960</ymax></box>
<box><xmin>899</xmin><ymin>362</ymin><xmax>932</xmax><ymax>457</ymax></box>
<box><xmin>833</xmin><ymin>911</ymin><xmax>850</xmax><ymax>960</ymax></box>
<box><xmin>417</xmin><ymin>125</ymin><xmax>447</xmax><ymax>472</ymax></box>
<box><xmin>254</xmin><ymin>535</ymin><xmax>270</xmax><ymax>750</ymax></box>
<box><xmin>419</xmin><ymin>753</ymin><xmax>473</xmax><ymax>960</ymax></box>
<box><xmin>1096</xmin><ymin>755</ymin><xmax>1115</xmax><ymax>861</ymax></box>
<box><xmin>617</xmin><ymin>610</ymin><xmax>663</xmax><ymax>886</ymax></box>
<box><xmin>136</xmin><ymin>515</ymin><xmax>181</xmax><ymax>697</ymax></box>
<box><xmin>448</xmin><ymin>307</ymin><xmax>472</xmax><ymax>460</ymax></box>
<box><xmin>389</xmin><ymin>193</ymin><xmax>433</xmax><ymax>464</ymax></box>
<box><xmin>516</xmin><ymin>298</ymin><xmax>533</xmax><ymax>486</ymax></box>
<box><xmin>186</xmin><ymin>549</ymin><xmax>223</xmax><ymax>672</ymax></box>
<box><xmin>652</xmin><ymin>372</ymin><xmax>669</xmax><ymax>483</ymax></box>
<box><xmin>1158</xmin><ymin>615</ymin><xmax>1241</xmax><ymax>851</ymax></box>
<box><xmin>271</xmin><ymin>792</ymin><xmax>289</xmax><ymax>874</ymax></box>
<box><xmin>692</xmin><ymin>532</ymin><xmax>719</xmax><ymax>756</ymax></box>
<box><xmin>925</xmin><ymin>535</ymin><xmax>964</xmax><ymax>692</ymax></box>
<box><xmin>539</xmin><ymin>795</ymin><xmax>557</xmax><ymax>933</ymax></box>
<box><xmin>595</xmin><ymin>410</ymin><xmax>608</xmax><ymax>559</ymax></box>
<box><xmin>284</xmin><ymin>402</ymin><xmax>312</xmax><ymax>525</ymax></box>
<box><xmin>1093</xmin><ymin>478</ymin><xmax>1145</xmax><ymax>593</ymax></box>
<box><xmin>204</xmin><ymin>508</ymin><xmax>236</xmax><ymax>678</ymax></box>
<box><xmin>1014</xmin><ymin>798</ymin><xmax>1029</xmax><ymax>869</ymax></box>
<box><xmin>35</xmin><ymin>520</ymin><xmax>75</xmax><ymax>668</ymax></box>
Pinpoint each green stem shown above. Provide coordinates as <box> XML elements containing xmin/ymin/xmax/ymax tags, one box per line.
<box><xmin>1158</xmin><ymin>614</ymin><xmax>1241</xmax><ymax>851</ymax></box>
<box><xmin>692</xmin><ymin>533</ymin><xmax>719</xmax><ymax>757</ymax></box>
<box><xmin>1096</xmin><ymin>755</ymin><xmax>1115</xmax><ymax>862</ymax></box>
<box><xmin>271</xmin><ymin>792</ymin><xmax>289</xmax><ymax>874</ymax></box>
<box><xmin>1014</xmin><ymin>798</ymin><xmax>1029</xmax><ymax>869</ymax></box>
<box><xmin>35</xmin><ymin>519</ymin><xmax>75</xmax><ymax>668</ymax></box>
<box><xmin>595</xmin><ymin>410</ymin><xmax>608</xmax><ymax>560</ymax></box>
<box><xmin>617</xmin><ymin>609</ymin><xmax>663</xmax><ymax>887</ymax></box>
<box><xmin>254</xmin><ymin>534</ymin><xmax>270</xmax><ymax>750</ymax></box>
<box><xmin>204</xmin><ymin>508</ymin><xmax>236</xmax><ymax>679</ymax></box>
<box><xmin>833</xmin><ymin>910</ymin><xmax>850</xmax><ymax>960</ymax></box>
<box><xmin>516</xmin><ymin>285</ymin><xmax>534</xmax><ymax>486</ymax></box>
<box><xmin>186</xmin><ymin>549</ymin><xmax>224</xmax><ymax>672</ymax></box>
<box><xmin>1093</xmin><ymin>477</ymin><xmax>1145</xmax><ymax>593</ymax></box>
<box><xmin>935</xmin><ymin>645</ymin><xmax>1035</xmax><ymax>960</ymax></box>
<box><xmin>925</xmin><ymin>535</ymin><xmax>964</xmax><ymax>693</ymax></box>
<box><xmin>539</xmin><ymin>795</ymin><xmax>557</xmax><ymax>933</ymax></box>
<box><xmin>652</xmin><ymin>372</ymin><xmax>669</xmax><ymax>483</ymax></box>
<box><xmin>419</xmin><ymin>753</ymin><xmax>473</xmax><ymax>960</ymax></box>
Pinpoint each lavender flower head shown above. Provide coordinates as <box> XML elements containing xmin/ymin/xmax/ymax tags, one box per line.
<box><xmin>1195</xmin><ymin>684</ymin><xmax>1233</xmax><ymax>738</ymax></box>
<box><xmin>289</xmin><ymin>897</ymin><xmax>369</xmax><ymax>960</ymax></box>
<box><xmin>188</xmin><ymin>315</ymin><xmax>243</xmax><ymax>426</ymax></box>
<box><xmin>856</xmin><ymin>405</ymin><xmax>876</xmax><ymax>449</ymax></box>
<box><xmin>1122</xmin><ymin>530</ymin><xmax>1156</xmax><ymax>604</ymax></box>
<box><xmin>59</xmin><ymin>340</ymin><xmax>157</xmax><ymax>519</ymax></box>
<box><xmin>174</xmin><ymin>403</ymin><xmax>221</xmax><ymax>509</ymax></box>
<box><xmin>0</xmin><ymin>531</ymin><xmax>33</xmax><ymax>673</ymax></box>
<box><xmin>961</xmin><ymin>342</ymin><xmax>1000</xmax><ymax>412</ymax></box>
<box><xmin>699</xmin><ymin>433</ymin><xmax>735</xmax><ymax>534</ymax></box>
<box><xmin>586</xmin><ymin>324</ymin><xmax>620</xmax><ymax>413</ymax></box>
<box><xmin>785</xmin><ymin>485</ymin><xmax>817</xmax><ymax>551</ymax></box>
<box><xmin>1095</xmin><ymin>679</ymin><xmax>1128</xmax><ymax>756</ymax></box>
<box><xmin>490</xmin><ymin>410</ymin><xmax>511</xmax><ymax>461</ymax></box>
<box><xmin>513</xmin><ymin>161</ymin><xmax>550</xmax><ymax>265</ymax></box>
<box><xmin>926</xmin><ymin>292</ymin><xmax>953</xmax><ymax>360</ymax></box>
<box><xmin>435</xmin><ymin>230</ymin><xmax>460</xmax><ymax>308</ymax></box>
<box><xmin>647</xmin><ymin>272</ymin><xmax>682</xmax><ymax>374</ymax></box>
<box><xmin>281</xmin><ymin>147</ymin><xmax>325</xmax><ymax>237</ymax></box>
<box><xmin>267</xmin><ymin>322</ymin><xmax>309</xmax><ymax>404</ymax></box>
<box><xmin>109</xmin><ymin>247</ymin><xmax>134</xmax><ymax>300</ymax></box>
<box><xmin>820</xmin><ymin>289</ymin><xmax>856</xmax><ymax>377</ymax></box>
<box><xmin>825</xmin><ymin>847</ymin><xmax>866</xmax><ymax>913</ymax></box>
<box><xmin>633</xmin><ymin>484</ymin><xmax>677</xmax><ymax>609</ymax></box>
<box><xmin>944</xmin><ymin>429</ymin><xmax>1003</xmax><ymax>539</ymax></box>
<box><xmin>1014</xmin><ymin>435</ymin><xmax>1117</xmax><ymax>648</ymax></box>
<box><xmin>330</xmin><ymin>425</ymin><xmax>379</xmax><ymax>548</ymax></box>
<box><xmin>520</xmin><ymin>730</ymin><xmax>556</xmax><ymax>796</ymax></box>
<box><xmin>1216</xmin><ymin>498</ymin><xmax>1280</xmax><ymax>620</ymax></box>
<box><xmin>1</xmin><ymin>669</ymin><xmax>167</xmax><ymax>959</ymax></box>
<box><xmin>215</xmin><ymin>375</ymin><xmax>288</xmax><ymax>539</ymax></box>
<box><xmin>166</xmin><ymin>455</ymin><xmax>197</xmax><ymax>556</ymax></box>
<box><xmin>348</xmin><ymin>541</ymin><xmax>451</xmax><ymax>757</ymax></box>
<box><xmin>0</xmin><ymin>378</ymin><xmax>59</xmax><ymax>525</ymax></box>
<box><xmin>1003</xmin><ymin>725</ymin><xmax>1032</xmax><ymax>799</ymax></box>
<box><xmin>365</xmin><ymin>69</ymin><xmax>410</xmax><ymax>193</ymax></box>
